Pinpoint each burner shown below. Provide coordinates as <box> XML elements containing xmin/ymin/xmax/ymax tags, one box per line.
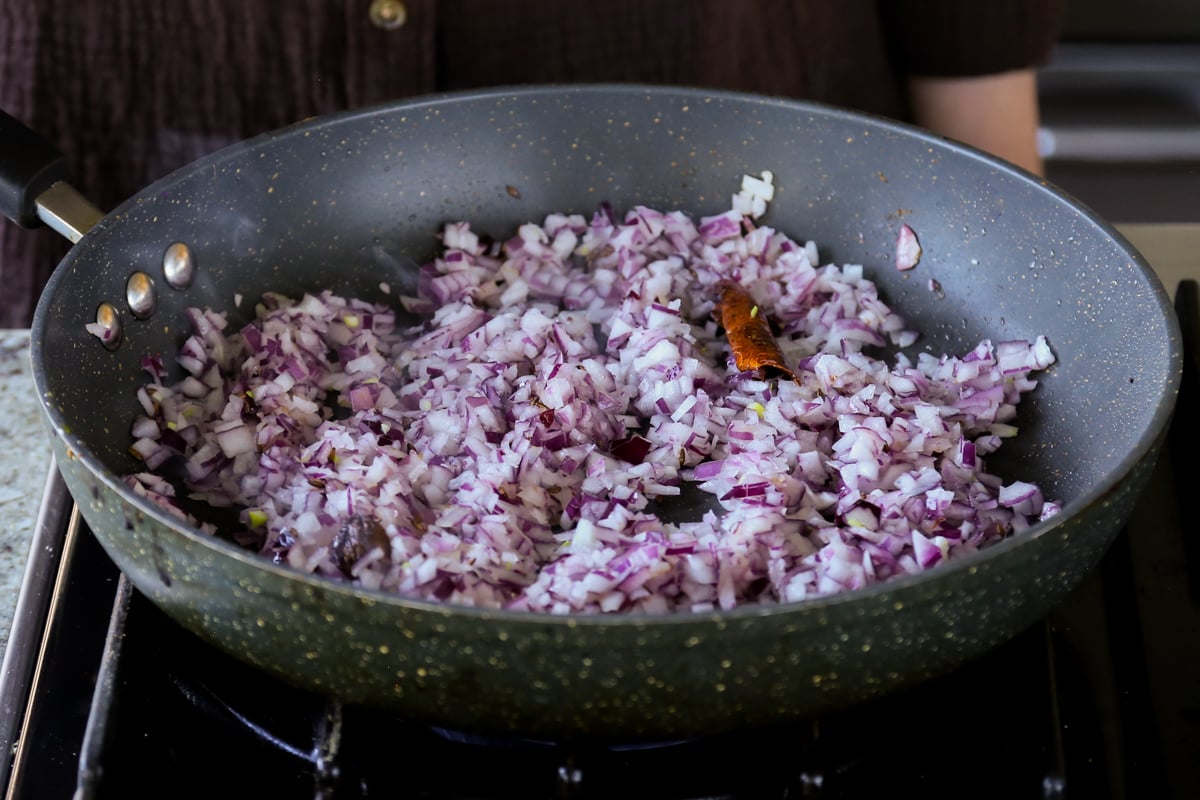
<box><xmin>65</xmin><ymin>580</ymin><xmax>1109</xmax><ymax>800</ymax></box>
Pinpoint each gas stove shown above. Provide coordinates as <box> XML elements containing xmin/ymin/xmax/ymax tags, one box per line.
<box><xmin>2</xmin><ymin>262</ymin><xmax>1197</xmax><ymax>800</ymax></box>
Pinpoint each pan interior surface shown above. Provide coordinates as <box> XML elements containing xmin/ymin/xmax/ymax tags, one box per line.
<box><xmin>28</xmin><ymin>85</ymin><xmax>1181</xmax><ymax>735</ymax></box>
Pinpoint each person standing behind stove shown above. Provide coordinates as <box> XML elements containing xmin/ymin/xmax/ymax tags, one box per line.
<box><xmin>0</xmin><ymin>0</ymin><xmax>1067</xmax><ymax>329</ymax></box>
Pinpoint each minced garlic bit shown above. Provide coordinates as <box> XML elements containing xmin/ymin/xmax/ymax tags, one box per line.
<box><xmin>733</xmin><ymin>170</ymin><xmax>775</xmax><ymax>219</ymax></box>
<box><xmin>742</xmin><ymin>171</ymin><xmax>775</xmax><ymax>200</ymax></box>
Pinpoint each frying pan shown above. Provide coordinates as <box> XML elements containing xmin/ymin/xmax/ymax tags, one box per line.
<box><xmin>0</xmin><ymin>86</ymin><xmax>1181</xmax><ymax>739</ymax></box>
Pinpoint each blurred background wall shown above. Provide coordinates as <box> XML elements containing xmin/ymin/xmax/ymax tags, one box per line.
<box><xmin>1039</xmin><ymin>0</ymin><xmax>1200</xmax><ymax>221</ymax></box>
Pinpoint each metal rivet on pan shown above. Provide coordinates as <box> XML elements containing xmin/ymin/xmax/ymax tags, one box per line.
<box><xmin>163</xmin><ymin>242</ymin><xmax>196</xmax><ymax>289</ymax></box>
<box><xmin>126</xmin><ymin>271</ymin><xmax>157</xmax><ymax>319</ymax></box>
<box><xmin>91</xmin><ymin>302</ymin><xmax>123</xmax><ymax>350</ymax></box>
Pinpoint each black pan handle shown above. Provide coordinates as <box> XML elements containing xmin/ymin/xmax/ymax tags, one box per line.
<box><xmin>0</xmin><ymin>109</ymin><xmax>70</xmax><ymax>227</ymax></box>
<box><xmin>0</xmin><ymin>110</ymin><xmax>103</xmax><ymax>241</ymax></box>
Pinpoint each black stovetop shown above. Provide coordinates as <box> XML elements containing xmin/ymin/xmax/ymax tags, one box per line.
<box><xmin>2</xmin><ymin>283</ymin><xmax>1198</xmax><ymax>800</ymax></box>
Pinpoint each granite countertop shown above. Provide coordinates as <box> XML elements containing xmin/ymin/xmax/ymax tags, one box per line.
<box><xmin>0</xmin><ymin>224</ymin><xmax>1193</xmax><ymax>664</ymax></box>
<box><xmin>0</xmin><ymin>332</ymin><xmax>53</xmax><ymax>658</ymax></box>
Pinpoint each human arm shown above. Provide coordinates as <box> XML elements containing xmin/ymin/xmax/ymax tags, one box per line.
<box><xmin>878</xmin><ymin>0</ymin><xmax>1067</xmax><ymax>177</ymax></box>
<box><xmin>907</xmin><ymin>68</ymin><xmax>1045</xmax><ymax>176</ymax></box>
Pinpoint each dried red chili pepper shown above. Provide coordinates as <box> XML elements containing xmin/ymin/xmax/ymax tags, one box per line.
<box><xmin>715</xmin><ymin>280</ymin><xmax>798</xmax><ymax>382</ymax></box>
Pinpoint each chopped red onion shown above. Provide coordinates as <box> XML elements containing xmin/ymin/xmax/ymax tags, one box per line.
<box><xmin>125</xmin><ymin>172</ymin><xmax>1057</xmax><ymax>614</ymax></box>
<box><xmin>896</xmin><ymin>224</ymin><xmax>922</xmax><ymax>271</ymax></box>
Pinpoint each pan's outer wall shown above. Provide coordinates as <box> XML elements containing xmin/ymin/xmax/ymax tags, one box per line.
<box><xmin>34</xmin><ymin>87</ymin><xmax>1179</xmax><ymax>738</ymax></box>
<box><xmin>58</xmin><ymin>446</ymin><xmax>1154</xmax><ymax>738</ymax></box>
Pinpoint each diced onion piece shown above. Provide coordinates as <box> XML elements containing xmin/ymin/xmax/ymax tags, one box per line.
<box><xmin>896</xmin><ymin>224</ymin><xmax>922</xmax><ymax>271</ymax></box>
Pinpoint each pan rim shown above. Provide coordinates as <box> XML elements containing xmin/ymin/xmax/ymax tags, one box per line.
<box><xmin>30</xmin><ymin>83</ymin><xmax>1184</xmax><ymax>628</ymax></box>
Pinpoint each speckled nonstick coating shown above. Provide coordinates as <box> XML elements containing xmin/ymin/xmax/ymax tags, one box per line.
<box><xmin>29</xmin><ymin>86</ymin><xmax>1181</xmax><ymax>739</ymax></box>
